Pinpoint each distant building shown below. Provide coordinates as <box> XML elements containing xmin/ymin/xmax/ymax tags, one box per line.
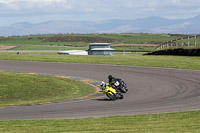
<box><xmin>88</xmin><ymin>43</ymin><xmax>115</xmax><ymax>55</ymax></box>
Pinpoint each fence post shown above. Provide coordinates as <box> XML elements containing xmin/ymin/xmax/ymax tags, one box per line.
<box><xmin>181</xmin><ymin>37</ymin><xmax>184</xmax><ymax>47</ymax></box>
<box><xmin>195</xmin><ymin>35</ymin><xmax>197</xmax><ymax>47</ymax></box>
<box><xmin>171</xmin><ymin>40</ymin><xmax>173</xmax><ymax>47</ymax></box>
<box><xmin>187</xmin><ymin>36</ymin><xmax>190</xmax><ymax>47</ymax></box>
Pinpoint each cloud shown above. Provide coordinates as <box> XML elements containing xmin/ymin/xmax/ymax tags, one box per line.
<box><xmin>0</xmin><ymin>0</ymin><xmax>66</xmax><ymax>4</ymax></box>
<box><xmin>0</xmin><ymin>0</ymin><xmax>69</xmax><ymax>10</ymax></box>
<box><xmin>1</xmin><ymin>0</ymin><xmax>199</xmax><ymax>15</ymax></box>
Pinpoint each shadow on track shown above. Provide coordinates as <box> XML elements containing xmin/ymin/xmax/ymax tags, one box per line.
<box><xmin>94</xmin><ymin>98</ymin><xmax>112</xmax><ymax>101</ymax></box>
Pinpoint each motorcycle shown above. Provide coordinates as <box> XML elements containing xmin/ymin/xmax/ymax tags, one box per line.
<box><xmin>101</xmin><ymin>84</ymin><xmax>123</xmax><ymax>101</ymax></box>
<box><xmin>114</xmin><ymin>79</ymin><xmax>128</xmax><ymax>93</ymax></box>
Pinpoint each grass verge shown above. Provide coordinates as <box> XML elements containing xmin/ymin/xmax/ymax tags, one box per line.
<box><xmin>0</xmin><ymin>111</ymin><xmax>199</xmax><ymax>133</ymax></box>
<box><xmin>0</xmin><ymin>52</ymin><xmax>200</xmax><ymax>70</ymax></box>
<box><xmin>0</xmin><ymin>72</ymin><xmax>94</xmax><ymax>107</ymax></box>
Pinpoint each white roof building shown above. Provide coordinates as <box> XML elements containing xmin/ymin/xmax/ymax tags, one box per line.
<box><xmin>88</xmin><ymin>43</ymin><xmax>115</xmax><ymax>55</ymax></box>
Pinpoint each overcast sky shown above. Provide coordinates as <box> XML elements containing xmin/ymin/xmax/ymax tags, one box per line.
<box><xmin>0</xmin><ymin>0</ymin><xmax>200</xmax><ymax>26</ymax></box>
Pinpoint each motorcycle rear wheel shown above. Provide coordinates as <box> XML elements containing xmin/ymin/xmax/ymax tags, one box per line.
<box><xmin>120</xmin><ymin>87</ymin><xmax>127</xmax><ymax>93</ymax></box>
<box><xmin>119</xmin><ymin>94</ymin><xmax>124</xmax><ymax>99</ymax></box>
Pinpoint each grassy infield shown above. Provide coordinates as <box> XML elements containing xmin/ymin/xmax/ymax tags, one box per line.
<box><xmin>0</xmin><ymin>72</ymin><xmax>94</xmax><ymax>107</ymax></box>
<box><xmin>0</xmin><ymin>34</ymin><xmax>200</xmax><ymax>132</ymax></box>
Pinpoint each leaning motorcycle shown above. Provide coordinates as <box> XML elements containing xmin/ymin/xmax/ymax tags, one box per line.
<box><xmin>114</xmin><ymin>79</ymin><xmax>128</xmax><ymax>93</ymax></box>
<box><xmin>101</xmin><ymin>84</ymin><xmax>123</xmax><ymax>100</ymax></box>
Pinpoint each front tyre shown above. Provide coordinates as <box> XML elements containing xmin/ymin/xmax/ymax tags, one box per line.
<box><xmin>107</xmin><ymin>93</ymin><xmax>116</xmax><ymax>101</ymax></box>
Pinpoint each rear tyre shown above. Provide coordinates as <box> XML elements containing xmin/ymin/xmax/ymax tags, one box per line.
<box><xmin>119</xmin><ymin>94</ymin><xmax>123</xmax><ymax>99</ymax></box>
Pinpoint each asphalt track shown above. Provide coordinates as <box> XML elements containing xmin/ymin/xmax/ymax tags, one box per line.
<box><xmin>0</xmin><ymin>60</ymin><xmax>200</xmax><ymax>120</ymax></box>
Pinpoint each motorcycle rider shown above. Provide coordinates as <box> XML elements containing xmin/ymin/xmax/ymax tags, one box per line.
<box><xmin>108</xmin><ymin>75</ymin><xmax>115</xmax><ymax>86</ymax></box>
<box><xmin>108</xmin><ymin>75</ymin><xmax>122</xmax><ymax>94</ymax></box>
<box><xmin>100</xmin><ymin>81</ymin><xmax>106</xmax><ymax>90</ymax></box>
<box><xmin>100</xmin><ymin>81</ymin><xmax>121</xmax><ymax>95</ymax></box>
<box><xmin>100</xmin><ymin>81</ymin><xmax>123</xmax><ymax>100</ymax></box>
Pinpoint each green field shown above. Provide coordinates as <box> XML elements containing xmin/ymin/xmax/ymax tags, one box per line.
<box><xmin>0</xmin><ymin>33</ymin><xmax>173</xmax><ymax>45</ymax></box>
<box><xmin>0</xmin><ymin>52</ymin><xmax>200</xmax><ymax>70</ymax></box>
<box><xmin>70</xmin><ymin>33</ymin><xmax>174</xmax><ymax>44</ymax></box>
<box><xmin>0</xmin><ymin>111</ymin><xmax>199</xmax><ymax>133</ymax></box>
<box><xmin>0</xmin><ymin>36</ymin><xmax>87</xmax><ymax>46</ymax></box>
<box><xmin>0</xmin><ymin>72</ymin><xmax>94</xmax><ymax>107</ymax></box>
<box><xmin>1</xmin><ymin>33</ymin><xmax>199</xmax><ymax>52</ymax></box>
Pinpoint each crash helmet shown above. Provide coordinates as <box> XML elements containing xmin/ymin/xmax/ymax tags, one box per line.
<box><xmin>100</xmin><ymin>81</ymin><xmax>106</xmax><ymax>89</ymax></box>
<box><xmin>108</xmin><ymin>75</ymin><xmax>113</xmax><ymax>80</ymax></box>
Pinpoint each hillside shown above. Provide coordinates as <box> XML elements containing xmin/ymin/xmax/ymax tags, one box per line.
<box><xmin>0</xmin><ymin>15</ymin><xmax>200</xmax><ymax>36</ymax></box>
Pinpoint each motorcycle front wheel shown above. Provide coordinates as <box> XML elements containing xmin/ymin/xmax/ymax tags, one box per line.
<box><xmin>107</xmin><ymin>93</ymin><xmax>116</xmax><ymax>101</ymax></box>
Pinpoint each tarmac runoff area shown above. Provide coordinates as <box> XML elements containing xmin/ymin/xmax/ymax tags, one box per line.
<box><xmin>0</xmin><ymin>61</ymin><xmax>200</xmax><ymax>120</ymax></box>
<box><xmin>57</xmin><ymin>50</ymin><xmax>88</xmax><ymax>55</ymax></box>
